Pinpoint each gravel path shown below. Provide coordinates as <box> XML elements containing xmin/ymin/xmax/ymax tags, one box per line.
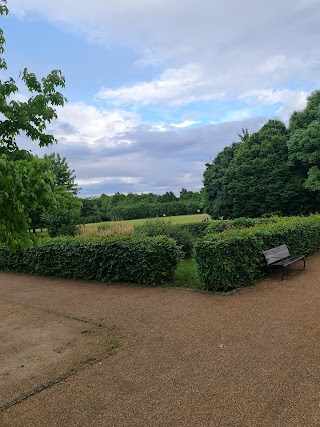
<box><xmin>0</xmin><ymin>254</ymin><xmax>320</xmax><ymax>426</ymax></box>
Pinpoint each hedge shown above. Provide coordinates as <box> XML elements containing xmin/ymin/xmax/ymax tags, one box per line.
<box><xmin>206</xmin><ymin>216</ymin><xmax>280</xmax><ymax>234</ymax></box>
<box><xmin>195</xmin><ymin>215</ymin><xmax>320</xmax><ymax>292</ymax></box>
<box><xmin>134</xmin><ymin>219</ymin><xmax>194</xmax><ymax>258</ymax></box>
<box><xmin>176</xmin><ymin>222</ymin><xmax>210</xmax><ymax>238</ymax></box>
<box><xmin>0</xmin><ymin>235</ymin><xmax>180</xmax><ymax>285</ymax></box>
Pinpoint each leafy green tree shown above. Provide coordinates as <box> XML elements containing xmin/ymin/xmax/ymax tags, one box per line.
<box><xmin>43</xmin><ymin>153</ymin><xmax>79</xmax><ymax>194</ymax></box>
<box><xmin>203</xmin><ymin>120</ymin><xmax>317</xmax><ymax>218</ymax></box>
<box><xmin>203</xmin><ymin>142</ymin><xmax>241</xmax><ymax>217</ymax></box>
<box><xmin>160</xmin><ymin>191</ymin><xmax>177</xmax><ymax>203</ymax></box>
<box><xmin>225</xmin><ymin>120</ymin><xmax>311</xmax><ymax>217</ymax></box>
<box><xmin>0</xmin><ymin>1</ymin><xmax>67</xmax><ymax>247</ymax></box>
<box><xmin>42</xmin><ymin>186</ymin><xmax>81</xmax><ymax>237</ymax></box>
<box><xmin>288</xmin><ymin>90</ymin><xmax>320</xmax><ymax>192</ymax></box>
<box><xmin>0</xmin><ymin>148</ymin><xmax>55</xmax><ymax>247</ymax></box>
<box><xmin>28</xmin><ymin>154</ymin><xmax>80</xmax><ymax>232</ymax></box>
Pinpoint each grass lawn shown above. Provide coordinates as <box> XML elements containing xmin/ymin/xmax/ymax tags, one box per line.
<box><xmin>85</xmin><ymin>213</ymin><xmax>209</xmax><ymax>229</ymax></box>
<box><xmin>165</xmin><ymin>258</ymin><xmax>203</xmax><ymax>291</ymax></box>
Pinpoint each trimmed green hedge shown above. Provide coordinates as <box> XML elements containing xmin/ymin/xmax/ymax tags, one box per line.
<box><xmin>195</xmin><ymin>215</ymin><xmax>320</xmax><ymax>292</ymax></box>
<box><xmin>0</xmin><ymin>235</ymin><xmax>180</xmax><ymax>285</ymax></box>
<box><xmin>206</xmin><ymin>216</ymin><xmax>280</xmax><ymax>234</ymax></box>
<box><xmin>134</xmin><ymin>219</ymin><xmax>194</xmax><ymax>258</ymax></box>
<box><xmin>176</xmin><ymin>222</ymin><xmax>210</xmax><ymax>238</ymax></box>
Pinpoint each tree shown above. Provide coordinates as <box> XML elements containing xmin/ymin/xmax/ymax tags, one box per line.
<box><xmin>0</xmin><ymin>148</ymin><xmax>55</xmax><ymax>247</ymax></box>
<box><xmin>288</xmin><ymin>90</ymin><xmax>320</xmax><ymax>192</ymax></box>
<box><xmin>203</xmin><ymin>120</ymin><xmax>317</xmax><ymax>218</ymax></box>
<box><xmin>0</xmin><ymin>1</ymin><xmax>67</xmax><ymax>247</ymax></box>
<box><xmin>224</xmin><ymin>120</ymin><xmax>312</xmax><ymax>217</ymax></box>
<box><xmin>203</xmin><ymin>142</ymin><xmax>241</xmax><ymax>217</ymax></box>
<box><xmin>43</xmin><ymin>153</ymin><xmax>79</xmax><ymax>195</ymax></box>
<box><xmin>28</xmin><ymin>154</ymin><xmax>80</xmax><ymax>232</ymax></box>
<box><xmin>160</xmin><ymin>191</ymin><xmax>177</xmax><ymax>203</ymax></box>
<box><xmin>42</xmin><ymin>186</ymin><xmax>81</xmax><ymax>237</ymax></box>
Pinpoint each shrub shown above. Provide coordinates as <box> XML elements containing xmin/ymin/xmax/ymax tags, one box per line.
<box><xmin>42</xmin><ymin>209</ymin><xmax>80</xmax><ymax>237</ymax></box>
<box><xmin>195</xmin><ymin>215</ymin><xmax>320</xmax><ymax>292</ymax></box>
<box><xmin>134</xmin><ymin>219</ymin><xmax>194</xmax><ymax>258</ymax></box>
<box><xmin>206</xmin><ymin>216</ymin><xmax>280</xmax><ymax>234</ymax></box>
<box><xmin>176</xmin><ymin>222</ymin><xmax>210</xmax><ymax>238</ymax></box>
<box><xmin>0</xmin><ymin>235</ymin><xmax>180</xmax><ymax>285</ymax></box>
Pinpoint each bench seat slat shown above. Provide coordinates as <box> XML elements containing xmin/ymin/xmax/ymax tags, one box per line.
<box><xmin>269</xmin><ymin>254</ymin><xmax>305</xmax><ymax>267</ymax></box>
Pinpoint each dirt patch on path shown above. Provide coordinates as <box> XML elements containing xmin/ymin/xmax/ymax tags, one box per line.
<box><xmin>0</xmin><ymin>257</ymin><xmax>320</xmax><ymax>426</ymax></box>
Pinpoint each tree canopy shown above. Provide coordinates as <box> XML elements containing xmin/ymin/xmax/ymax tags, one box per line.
<box><xmin>203</xmin><ymin>99</ymin><xmax>320</xmax><ymax>218</ymax></box>
<box><xmin>288</xmin><ymin>90</ymin><xmax>320</xmax><ymax>191</ymax></box>
<box><xmin>0</xmin><ymin>1</ymin><xmax>71</xmax><ymax>248</ymax></box>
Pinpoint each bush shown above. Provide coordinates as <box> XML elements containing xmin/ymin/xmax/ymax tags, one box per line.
<box><xmin>0</xmin><ymin>235</ymin><xmax>180</xmax><ymax>285</ymax></box>
<box><xmin>195</xmin><ymin>215</ymin><xmax>320</xmax><ymax>292</ymax></box>
<box><xmin>206</xmin><ymin>216</ymin><xmax>280</xmax><ymax>234</ymax></box>
<box><xmin>134</xmin><ymin>219</ymin><xmax>194</xmax><ymax>258</ymax></box>
<box><xmin>176</xmin><ymin>222</ymin><xmax>210</xmax><ymax>238</ymax></box>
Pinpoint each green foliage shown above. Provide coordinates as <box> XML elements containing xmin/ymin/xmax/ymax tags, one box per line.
<box><xmin>166</xmin><ymin>258</ymin><xmax>203</xmax><ymax>290</ymax></box>
<box><xmin>224</xmin><ymin>120</ymin><xmax>313</xmax><ymax>217</ymax></box>
<box><xmin>0</xmin><ymin>235</ymin><xmax>180</xmax><ymax>285</ymax></box>
<box><xmin>134</xmin><ymin>219</ymin><xmax>194</xmax><ymax>258</ymax></box>
<box><xmin>203</xmin><ymin>142</ymin><xmax>240</xmax><ymax>218</ymax></box>
<box><xmin>288</xmin><ymin>91</ymin><xmax>320</xmax><ymax>193</ymax></box>
<box><xmin>42</xmin><ymin>186</ymin><xmax>81</xmax><ymax>237</ymax></box>
<box><xmin>0</xmin><ymin>149</ymin><xmax>54</xmax><ymax>248</ymax></box>
<box><xmin>28</xmin><ymin>154</ymin><xmax>81</xmax><ymax>232</ymax></box>
<box><xmin>203</xmin><ymin>116</ymin><xmax>319</xmax><ymax>218</ymax></box>
<box><xmin>43</xmin><ymin>153</ymin><xmax>79</xmax><ymax>195</ymax></box>
<box><xmin>0</xmin><ymin>2</ymin><xmax>67</xmax><ymax>248</ymax></box>
<box><xmin>42</xmin><ymin>209</ymin><xmax>80</xmax><ymax>237</ymax></box>
<box><xmin>195</xmin><ymin>215</ymin><xmax>320</xmax><ymax>292</ymax></box>
<box><xmin>206</xmin><ymin>217</ymin><xmax>280</xmax><ymax>234</ymax></box>
<box><xmin>176</xmin><ymin>222</ymin><xmax>210</xmax><ymax>238</ymax></box>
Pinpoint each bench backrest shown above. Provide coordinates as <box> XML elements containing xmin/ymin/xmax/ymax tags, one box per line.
<box><xmin>263</xmin><ymin>244</ymin><xmax>290</xmax><ymax>265</ymax></box>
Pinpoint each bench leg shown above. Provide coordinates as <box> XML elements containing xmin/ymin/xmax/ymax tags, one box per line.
<box><xmin>303</xmin><ymin>257</ymin><xmax>306</xmax><ymax>269</ymax></box>
<box><xmin>281</xmin><ymin>265</ymin><xmax>284</xmax><ymax>280</ymax></box>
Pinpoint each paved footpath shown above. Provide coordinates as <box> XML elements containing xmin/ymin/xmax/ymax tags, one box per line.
<box><xmin>1</xmin><ymin>255</ymin><xmax>320</xmax><ymax>427</ymax></box>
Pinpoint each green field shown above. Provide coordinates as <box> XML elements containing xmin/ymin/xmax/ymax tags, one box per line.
<box><xmin>85</xmin><ymin>213</ymin><xmax>209</xmax><ymax>229</ymax></box>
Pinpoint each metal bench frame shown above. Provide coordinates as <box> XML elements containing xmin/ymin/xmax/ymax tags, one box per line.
<box><xmin>262</xmin><ymin>244</ymin><xmax>305</xmax><ymax>280</ymax></box>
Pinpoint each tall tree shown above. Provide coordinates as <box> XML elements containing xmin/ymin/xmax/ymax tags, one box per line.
<box><xmin>43</xmin><ymin>153</ymin><xmax>79</xmax><ymax>195</ymax></box>
<box><xmin>288</xmin><ymin>90</ymin><xmax>320</xmax><ymax>192</ymax></box>
<box><xmin>28</xmin><ymin>154</ymin><xmax>80</xmax><ymax>232</ymax></box>
<box><xmin>0</xmin><ymin>1</ymin><xmax>67</xmax><ymax>247</ymax></box>
<box><xmin>224</xmin><ymin>120</ymin><xmax>313</xmax><ymax>217</ymax></box>
<box><xmin>203</xmin><ymin>142</ymin><xmax>241</xmax><ymax>218</ymax></box>
<box><xmin>203</xmin><ymin>120</ymin><xmax>317</xmax><ymax>218</ymax></box>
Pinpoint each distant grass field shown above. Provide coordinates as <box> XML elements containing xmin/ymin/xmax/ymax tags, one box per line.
<box><xmin>85</xmin><ymin>214</ymin><xmax>209</xmax><ymax>229</ymax></box>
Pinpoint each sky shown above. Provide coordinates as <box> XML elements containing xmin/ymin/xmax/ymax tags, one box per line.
<box><xmin>4</xmin><ymin>0</ymin><xmax>320</xmax><ymax>196</ymax></box>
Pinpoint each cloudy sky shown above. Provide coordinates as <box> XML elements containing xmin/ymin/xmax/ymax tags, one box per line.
<box><xmin>5</xmin><ymin>0</ymin><xmax>320</xmax><ymax>196</ymax></box>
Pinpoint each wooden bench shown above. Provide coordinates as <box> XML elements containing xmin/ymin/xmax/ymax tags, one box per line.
<box><xmin>262</xmin><ymin>244</ymin><xmax>305</xmax><ymax>280</ymax></box>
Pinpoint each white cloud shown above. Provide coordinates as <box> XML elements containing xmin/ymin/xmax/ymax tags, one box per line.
<box><xmin>239</xmin><ymin>89</ymin><xmax>308</xmax><ymax>121</ymax></box>
<box><xmin>11</xmin><ymin>0</ymin><xmax>320</xmax><ymax>95</ymax></box>
<box><xmin>51</xmin><ymin>102</ymin><xmax>140</xmax><ymax>146</ymax></box>
<box><xmin>97</xmin><ymin>64</ymin><xmax>225</xmax><ymax>107</ymax></box>
<box><xmin>77</xmin><ymin>176</ymin><xmax>142</xmax><ymax>186</ymax></box>
<box><xmin>170</xmin><ymin>120</ymin><xmax>202</xmax><ymax>128</ymax></box>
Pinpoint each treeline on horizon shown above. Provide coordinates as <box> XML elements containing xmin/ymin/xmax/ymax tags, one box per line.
<box><xmin>79</xmin><ymin>189</ymin><xmax>204</xmax><ymax>223</ymax></box>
